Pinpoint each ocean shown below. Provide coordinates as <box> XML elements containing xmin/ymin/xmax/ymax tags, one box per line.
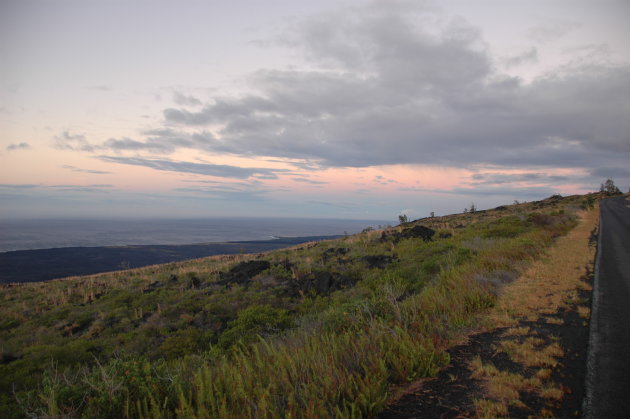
<box><xmin>0</xmin><ymin>217</ymin><xmax>387</xmax><ymax>253</ymax></box>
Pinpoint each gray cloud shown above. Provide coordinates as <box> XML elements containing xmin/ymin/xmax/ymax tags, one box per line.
<box><xmin>0</xmin><ymin>184</ymin><xmax>39</xmax><ymax>189</ymax></box>
<box><xmin>6</xmin><ymin>142</ymin><xmax>31</xmax><ymax>151</ymax></box>
<box><xmin>374</xmin><ymin>175</ymin><xmax>399</xmax><ymax>185</ymax></box>
<box><xmin>147</xmin><ymin>3</ymin><xmax>630</xmax><ymax>174</ymax></box>
<box><xmin>50</xmin><ymin>184</ymin><xmax>113</xmax><ymax>193</ymax></box>
<box><xmin>591</xmin><ymin>167</ymin><xmax>630</xmax><ymax>179</ymax></box>
<box><xmin>175</xmin><ymin>187</ymin><xmax>268</xmax><ymax>202</ymax></box>
<box><xmin>103</xmin><ymin>130</ymin><xmax>217</xmax><ymax>154</ymax></box>
<box><xmin>173</xmin><ymin>91</ymin><xmax>202</xmax><ymax>107</ymax></box>
<box><xmin>292</xmin><ymin>177</ymin><xmax>327</xmax><ymax>185</ymax></box>
<box><xmin>172</xmin><ymin>179</ymin><xmax>289</xmax><ymax>203</ymax></box>
<box><xmin>400</xmin><ymin>184</ymin><xmax>558</xmax><ymax>199</ymax></box>
<box><xmin>53</xmin><ymin>131</ymin><xmax>95</xmax><ymax>152</ymax></box>
<box><xmin>62</xmin><ymin>165</ymin><xmax>112</xmax><ymax>175</ymax></box>
<box><xmin>72</xmin><ymin>2</ymin><xmax>627</xmax><ymax>188</ymax></box>
<box><xmin>304</xmin><ymin>200</ymin><xmax>359</xmax><ymax>210</ymax></box>
<box><xmin>450</xmin><ymin>185</ymin><xmax>559</xmax><ymax>198</ymax></box>
<box><xmin>528</xmin><ymin>20</ymin><xmax>582</xmax><ymax>43</ymax></box>
<box><xmin>98</xmin><ymin>155</ymin><xmax>286</xmax><ymax>179</ymax></box>
<box><xmin>87</xmin><ymin>85</ymin><xmax>113</xmax><ymax>91</ymax></box>
<box><xmin>253</xmin><ymin>174</ymin><xmax>281</xmax><ymax>180</ymax></box>
<box><xmin>104</xmin><ymin>137</ymin><xmax>155</xmax><ymax>151</ymax></box>
<box><xmin>469</xmin><ymin>172</ymin><xmax>569</xmax><ymax>186</ymax></box>
<box><xmin>164</xmin><ymin>96</ymin><xmax>277</xmax><ymax>126</ymax></box>
<box><xmin>504</xmin><ymin>47</ymin><xmax>538</xmax><ymax>67</ymax></box>
<box><xmin>0</xmin><ymin>183</ymin><xmax>113</xmax><ymax>193</ymax></box>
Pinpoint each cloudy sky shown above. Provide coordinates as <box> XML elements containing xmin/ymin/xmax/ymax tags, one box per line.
<box><xmin>2</xmin><ymin>0</ymin><xmax>629</xmax><ymax>220</ymax></box>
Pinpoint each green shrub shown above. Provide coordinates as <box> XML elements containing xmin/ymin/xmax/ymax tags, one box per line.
<box><xmin>218</xmin><ymin>305</ymin><xmax>294</xmax><ymax>349</ymax></box>
<box><xmin>483</xmin><ymin>216</ymin><xmax>527</xmax><ymax>238</ymax></box>
<box><xmin>0</xmin><ymin>316</ymin><xmax>20</xmax><ymax>331</ymax></box>
<box><xmin>265</xmin><ymin>263</ymin><xmax>293</xmax><ymax>281</ymax></box>
<box><xmin>159</xmin><ymin>328</ymin><xmax>208</xmax><ymax>358</ymax></box>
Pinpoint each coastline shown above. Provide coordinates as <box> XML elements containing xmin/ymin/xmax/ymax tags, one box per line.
<box><xmin>0</xmin><ymin>235</ymin><xmax>339</xmax><ymax>284</ymax></box>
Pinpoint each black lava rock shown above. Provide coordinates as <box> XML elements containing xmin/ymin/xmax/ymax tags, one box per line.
<box><xmin>218</xmin><ymin>260</ymin><xmax>271</xmax><ymax>285</ymax></box>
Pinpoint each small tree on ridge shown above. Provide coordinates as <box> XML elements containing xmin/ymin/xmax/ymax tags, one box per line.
<box><xmin>600</xmin><ymin>178</ymin><xmax>622</xmax><ymax>196</ymax></box>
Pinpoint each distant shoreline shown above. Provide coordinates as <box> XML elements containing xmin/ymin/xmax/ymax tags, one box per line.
<box><xmin>0</xmin><ymin>235</ymin><xmax>340</xmax><ymax>284</ymax></box>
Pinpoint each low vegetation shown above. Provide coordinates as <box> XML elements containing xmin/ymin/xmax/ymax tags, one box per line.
<box><xmin>0</xmin><ymin>193</ymin><xmax>599</xmax><ymax>418</ymax></box>
<box><xmin>471</xmin><ymin>207</ymin><xmax>598</xmax><ymax>417</ymax></box>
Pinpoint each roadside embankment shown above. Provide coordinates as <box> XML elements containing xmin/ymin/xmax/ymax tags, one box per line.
<box><xmin>382</xmin><ymin>208</ymin><xmax>598</xmax><ymax>417</ymax></box>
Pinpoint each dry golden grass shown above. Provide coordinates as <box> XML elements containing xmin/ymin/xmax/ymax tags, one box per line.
<box><xmin>489</xmin><ymin>209</ymin><xmax>597</xmax><ymax>326</ymax></box>
<box><xmin>543</xmin><ymin>316</ymin><xmax>564</xmax><ymax>325</ymax></box>
<box><xmin>472</xmin><ymin>208</ymin><xmax>598</xmax><ymax>416</ymax></box>
<box><xmin>535</xmin><ymin>368</ymin><xmax>553</xmax><ymax>381</ymax></box>
<box><xmin>474</xmin><ymin>398</ymin><xmax>509</xmax><ymax>418</ymax></box>
<box><xmin>577</xmin><ymin>305</ymin><xmax>591</xmax><ymax>319</ymax></box>
<box><xmin>499</xmin><ymin>338</ymin><xmax>563</xmax><ymax>368</ymax></box>
<box><xmin>472</xmin><ymin>355</ymin><xmax>542</xmax><ymax>412</ymax></box>
<box><xmin>540</xmin><ymin>385</ymin><xmax>564</xmax><ymax>400</ymax></box>
<box><xmin>502</xmin><ymin>326</ymin><xmax>530</xmax><ymax>336</ymax></box>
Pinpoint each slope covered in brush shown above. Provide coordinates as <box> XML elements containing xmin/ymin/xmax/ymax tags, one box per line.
<box><xmin>0</xmin><ymin>194</ymin><xmax>595</xmax><ymax>418</ymax></box>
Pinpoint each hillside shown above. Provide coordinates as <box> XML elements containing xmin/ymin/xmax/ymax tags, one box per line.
<box><xmin>0</xmin><ymin>194</ymin><xmax>598</xmax><ymax>418</ymax></box>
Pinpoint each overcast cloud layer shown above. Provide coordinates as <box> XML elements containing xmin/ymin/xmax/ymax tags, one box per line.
<box><xmin>98</xmin><ymin>2</ymin><xmax>630</xmax><ymax>177</ymax></box>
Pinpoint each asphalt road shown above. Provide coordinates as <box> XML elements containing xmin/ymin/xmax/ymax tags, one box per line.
<box><xmin>584</xmin><ymin>195</ymin><xmax>630</xmax><ymax>418</ymax></box>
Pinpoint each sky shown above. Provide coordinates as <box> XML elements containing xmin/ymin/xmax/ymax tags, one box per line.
<box><xmin>1</xmin><ymin>0</ymin><xmax>629</xmax><ymax>220</ymax></box>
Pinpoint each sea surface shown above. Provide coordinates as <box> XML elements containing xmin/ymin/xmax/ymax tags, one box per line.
<box><xmin>0</xmin><ymin>218</ymin><xmax>387</xmax><ymax>253</ymax></box>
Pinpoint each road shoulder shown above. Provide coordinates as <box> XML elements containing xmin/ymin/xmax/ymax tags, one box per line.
<box><xmin>381</xmin><ymin>209</ymin><xmax>598</xmax><ymax>417</ymax></box>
